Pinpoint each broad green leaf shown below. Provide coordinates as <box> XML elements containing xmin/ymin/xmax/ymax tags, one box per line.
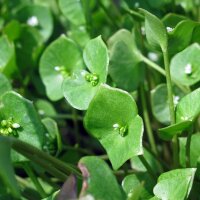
<box><xmin>139</xmin><ymin>9</ymin><xmax>168</xmax><ymax>51</ymax></box>
<box><xmin>179</xmin><ymin>133</ymin><xmax>200</xmax><ymax>167</ymax></box>
<box><xmin>158</xmin><ymin>120</ymin><xmax>192</xmax><ymax>141</ymax></box>
<box><xmin>16</xmin><ymin>5</ymin><xmax>53</xmax><ymax>41</ymax></box>
<box><xmin>170</xmin><ymin>43</ymin><xmax>200</xmax><ymax>86</ymax></box>
<box><xmin>0</xmin><ymin>73</ymin><xmax>12</xmax><ymax>97</ymax></box>
<box><xmin>151</xmin><ymin>84</ymin><xmax>184</xmax><ymax>125</ymax></box>
<box><xmin>0</xmin><ymin>35</ymin><xmax>16</xmax><ymax>76</ymax></box>
<box><xmin>78</xmin><ymin>156</ymin><xmax>125</xmax><ymax>200</ymax></box>
<box><xmin>63</xmin><ymin>36</ymin><xmax>108</xmax><ymax>110</ymax></box>
<box><xmin>131</xmin><ymin>148</ymin><xmax>161</xmax><ymax>173</ymax></box>
<box><xmin>0</xmin><ymin>91</ymin><xmax>45</xmax><ymax>162</ymax></box>
<box><xmin>176</xmin><ymin>88</ymin><xmax>200</xmax><ymax>122</ymax></box>
<box><xmin>122</xmin><ymin>173</ymin><xmax>154</xmax><ymax>200</ymax></box>
<box><xmin>168</xmin><ymin>20</ymin><xmax>198</xmax><ymax>55</ymax></box>
<box><xmin>153</xmin><ymin>168</ymin><xmax>196</xmax><ymax>200</ymax></box>
<box><xmin>40</xmin><ymin>35</ymin><xmax>83</xmax><ymax>101</ymax></box>
<box><xmin>42</xmin><ymin>117</ymin><xmax>62</xmax><ymax>155</ymax></box>
<box><xmin>59</xmin><ymin>0</ymin><xmax>86</xmax><ymax>26</ymax></box>
<box><xmin>108</xmin><ymin>29</ymin><xmax>144</xmax><ymax>92</ymax></box>
<box><xmin>0</xmin><ymin>136</ymin><xmax>20</xmax><ymax>198</ymax></box>
<box><xmin>149</xmin><ymin>197</ymin><xmax>160</xmax><ymax>200</ymax></box>
<box><xmin>84</xmin><ymin>84</ymin><xmax>143</xmax><ymax>169</ymax></box>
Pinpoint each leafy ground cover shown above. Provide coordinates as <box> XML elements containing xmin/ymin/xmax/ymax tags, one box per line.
<box><xmin>0</xmin><ymin>0</ymin><xmax>200</xmax><ymax>199</ymax></box>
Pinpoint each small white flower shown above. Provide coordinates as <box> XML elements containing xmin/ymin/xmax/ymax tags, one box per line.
<box><xmin>166</xmin><ymin>27</ymin><xmax>173</xmax><ymax>33</ymax></box>
<box><xmin>54</xmin><ymin>66</ymin><xmax>60</xmax><ymax>71</ymax></box>
<box><xmin>141</xmin><ymin>26</ymin><xmax>145</xmax><ymax>35</ymax></box>
<box><xmin>134</xmin><ymin>2</ymin><xmax>140</xmax><ymax>8</ymax></box>
<box><xmin>173</xmin><ymin>96</ymin><xmax>180</xmax><ymax>105</ymax></box>
<box><xmin>148</xmin><ymin>52</ymin><xmax>158</xmax><ymax>62</ymax></box>
<box><xmin>184</xmin><ymin>63</ymin><xmax>192</xmax><ymax>75</ymax></box>
<box><xmin>38</xmin><ymin>110</ymin><xmax>45</xmax><ymax>115</ymax></box>
<box><xmin>113</xmin><ymin>123</ymin><xmax>120</xmax><ymax>130</ymax></box>
<box><xmin>27</xmin><ymin>16</ymin><xmax>39</xmax><ymax>27</ymax></box>
<box><xmin>12</xmin><ymin>123</ymin><xmax>20</xmax><ymax>129</ymax></box>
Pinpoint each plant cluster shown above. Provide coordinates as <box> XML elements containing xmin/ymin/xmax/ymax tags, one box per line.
<box><xmin>0</xmin><ymin>0</ymin><xmax>200</xmax><ymax>199</ymax></box>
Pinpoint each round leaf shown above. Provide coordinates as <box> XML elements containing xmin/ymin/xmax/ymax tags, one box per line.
<box><xmin>0</xmin><ymin>73</ymin><xmax>12</xmax><ymax>98</ymax></box>
<box><xmin>84</xmin><ymin>84</ymin><xmax>143</xmax><ymax>169</ymax></box>
<box><xmin>170</xmin><ymin>43</ymin><xmax>200</xmax><ymax>86</ymax></box>
<box><xmin>39</xmin><ymin>35</ymin><xmax>83</xmax><ymax>101</ymax></box>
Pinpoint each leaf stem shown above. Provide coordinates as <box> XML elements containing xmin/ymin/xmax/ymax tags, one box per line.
<box><xmin>186</xmin><ymin>128</ymin><xmax>193</xmax><ymax>167</ymax></box>
<box><xmin>140</xmin><ymin>85</ymin><xmax>158</xmax><ymax>155</ymax></box>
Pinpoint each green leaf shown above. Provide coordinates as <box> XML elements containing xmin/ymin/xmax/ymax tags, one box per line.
<box><xmin>122</xmin><ymin>173</ymin><xmax>154</xmax><ymax>200</ymax></box>
<box><xmin>158</xmin><ymin>120</ymin><xmax>192</xmax><ymax>141</ymax></box>
<box><xmin>168</xmin><ymin>20</ymin><xmax>198</xmax><ymax>55</ymax></box>
<box><xmin>151</xmin><ymin>84</ymin><xmax>184</xmax><ymax>125</ymax></box>
<box><xmin>153</xmin><ymin>168</ymin><xmax>196</xmax><ymax>200</ymax></box>
<box><xmin>0</xmin><ymin>136</ymin><xmax>20</xmax><ymax>198</ymax></box>
<box><xmin>0</xmin><ymin>35</ymin><xmax>16</xmax><ymax>76</ymax></box>
<box><xmin>139</xmin><ymin>9</ymin><xmax>168</xmax><ymax>51</ymax></box>
<box><xmin>59</xmin><ymin>0</ymin><xmax>86</xmax><ymax>26</ymax></box>
<box><xmin>179</xmin><ymin>133</ymin><xmax>200</xmax><ymax>167</ymax></box>
<box><xmin>108</xmin><ymin>29</ymin><xmax>144</xmax><ymax>92</ymax></box>
<box><xmin>78</xmin><ymin>156</ymin><xmax>125</xmax><ymax>200</ymax></box>
<box><xmin>42</xmin><ymin>190</ymin><xmax>59</xmax><ymax>200</ymax></box>
<box><xmin>84</xmin><ymin>84</ymin><xmax>143</xmax><ymax>169</ymax></box>
<box><xmin>0</xmin><ymin>73</ymin><xmax>12</xmax><ymax>97</ymax></box>
<box><xmin>170</xmin><ymin>43</ymin><xmax>200</xmax><ymax>86</ymax></box>
<box><xmin>0</xmin><ymin>91</ymin><xmax>45</xmax><ymax>162</ymax></box>
<box><xmin>63</xmin><ymin>36</ymin><xmax>108</xmax><ymax>110</ymax></box>
<box><xmin>16</xmin><ymin>5</ymin><xmax>53</xmax><ymax>41</ymax></box>
<box><xmin>39</xmin><ymin>35</ymin><xmax>83</xmax><ymax>101</ymax></box>
<box><xmin>176</xmin><ymin>88</ymin><xmax>200</xmax><ymax>122</ymax></box>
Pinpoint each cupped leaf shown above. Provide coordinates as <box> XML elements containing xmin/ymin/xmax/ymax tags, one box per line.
<box><xmin>16</xmin><ymin>5</ymin><xmax>53</xmax><ymax>41</ymax></box>
<box><xmin>108</xmin><ymin>29</ymin><xmax>144</xmax><ymax>91</ymax></box>
<box><xmin>40</xmin><ymin>35</ymin><xmax>83</xmax><ymax>101</ymax></box>
<box><xmin>176</xmin><ymin>88</ymin><xmax>200</xmax><ymax>122</ymax></box>
<box><xmin>122</xmin><ymin>173</ymin><xmax>154</xmax><ymax>200</ymax></box>
<box><xmin>168</xmin><ymin>20</ymin><xmax>198</xmax><ymax>55</ymax></box>
<box><xmin>153</xmin><ymin>168</ymin><xmax>196</xmax><ymax>200</ymax></box>
<box><xmin>78</xmin><ymin>156</ymin><xmax>125</xmax><ymax>200</ymax></box>
<box><xmin>0</xmin><ymin>91</ymin><xmax>45</xmax><ymax>162</ymax></box>
<box><xmin>0</xmin><ymin>73</ymin><xmax>12</xmax><ymax>97</ymax></box>
<box><xmin>170</xmin><ymin>43</ymin><xmax>200</xmax><ymax>86</ymax></box>
<box><xmin>59</xmin><ymin>0</ymin><xmax>86</xmax><ymax>26</ymax></box>
<box><xmin>84</xmin><ymin>84</ymin><xmax>143</xmax><ymax>169</ymax></box>
<box><xmin>63</xmin><ymin>36</ymin><xmax>109</xmax><ymax>110</ymax></box>
<box><xmin>0</xmin><ymin>136</ymin><xmax>20</xmax><ymax>198</ymax></box>
<box><xmin>158</xmin><ymin>120</ymin><xmax>192</xmax><ymax>141</ymax></box>
<box><xmin>139</xmin><ymin>9</ymin><xmax>167</xmax><ymax>51</ymax></box>
<box><xmin>151</xmin><ymin>84</ymin><xmax>184</xmax><ymax>125</ymax></box>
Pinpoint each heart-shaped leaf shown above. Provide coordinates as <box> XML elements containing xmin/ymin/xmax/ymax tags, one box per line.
<box><xmin>108</xmin><ymin>29</ymin><xmax>144</xmax><ymax>92</ymax></box>
<box><xmin>153</xmin><ymin>168</ymin><xmax>196</xmax><ymax>200</ymax></box>
<box><xmin>0</xmin><ymin>91</ymin><xmax>45</xmax><ymax>162</ymax></box>
<box><xmin>78</xmin><ymin>156</ymin><xmax>125</xmax><ymax>200</ymax></box>
<box><xmin>176</xmin><ymin>88</ymin><xmax>200</xmax><ymax>122</ymax></box>
<box><xmin>170</xmin><ymin>43</ymin><xmax>200</xmax><ymax>86</ymax></box>
<box><xmin>84</xmin><ymin>84</ymin><xmax>143</xmax><ymax>169</ymax></box>
<box><xmin>59</xmin><ymin>0</ymin><xmax>86</xmax><ymax>26</ymax></box>
<box><xmin>139</xmin><ymin>9</ymin><xmax>168</xmax><ymax>51</ymax></box>
<box><xmin>0</xmin><ymin>73</ymin><xmax>12</xmax><ymax>98</ymax></box>
<box><xmin>63</xmin><ymin>36</ymin><xmax>109</xmax><ymax>110</ymax></box>
<box><xmin>39</xmin><ymin>35</ymin><xmax>83</xmax><ymax>101</ymax></box>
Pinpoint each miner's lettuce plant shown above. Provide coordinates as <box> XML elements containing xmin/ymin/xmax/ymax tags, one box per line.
<box><xmin>0</xmin><ymin>0</ymin><xmax>200</xmax><ymax>199</ymax></box>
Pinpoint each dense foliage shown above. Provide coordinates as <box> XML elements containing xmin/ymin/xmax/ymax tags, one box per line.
<box><xmin>0</xmin><ymin>0</ymin><xmax>200</xmax><ymax>199</ymax></box>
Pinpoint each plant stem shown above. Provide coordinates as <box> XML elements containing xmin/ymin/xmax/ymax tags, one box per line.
<box><xmin>11</xmin><ymin>138</ymin><xmax>82</xmax><ymax>179</ymax></box>
<box><xmin>72</xmin><ymin>108</ymin><xmax>80</xmax><ymax>143</ymax></box>
<box><xmin>186</xmin><ymin>128</ymin><xmax>193</xmax><ymax>167</ymax></box>
<box><xmin>45</xmin><ymin>114</ymin><xmax>83</xmax><ymax>121</ymax></box>
<box><xmin>162</xmin><ymin>49</ymin><xmax>178</xmax><ymax>167</ymax></box>
<box><xmin>140</xmin><ymin>85</ymin><xmax>158</xmax><ymax>155</ymax></box>
<box><xmin>23</xmin><ymin>163</ymin><xmax>46</xmax><ymax>198</ymax></box>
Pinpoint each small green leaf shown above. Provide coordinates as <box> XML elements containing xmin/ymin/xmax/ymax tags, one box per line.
<box><xmin>78</xmin><ymin>156</ymin><xmax>125</xmax><ymax>200</ymax></box>
<box><xmin>0</xmin><ymin>73</ymin><xmax>12</xmax><ymax>97</ymax></box>
<box><xmin>84</xmin><ymin>84</ymin><xmax>143</xmax><ymax>169</ymax></box>
<box><xmin>59</xmin><ymin>0</ymin><xmax>86</xmax><ymax>26</ymax></box>
<box><xmin>170</xmin><ymin>43</ymin><xmax>200</xmax><ymax>86</ymax></box>
<box><xmin>108</xmin><ymin>29</ymin><xmax>144</xmax><ymax>91</ymax></box>
<box><xmin>139</xmin><ymin>9</ymin><xmax>168</xmax><ymax>51</ymax></box>
<box><xmin>40</xmin><ymin>35</ymin><xmax>83</xmax><ymax>101</ymax></box>
<box><xmin>153</xmin><ymin>168</ymin><xmax>196</xmax><ymax>200</ymax></box>
<box><xmin>0</xmin><ymin>91</ymin><xmax>45</xmax><ymax>162</ymax></box>
<box><xmin>63</xmin><ymin>36</ymin><xmax>109</xmax><ymax>110</ymax></box>
<box><xmin>176</xmin><ymin>88</ymin><xmax>200</xmax><ymax>122</ymax></box>
<box><xmin>0</xmin><ymin>136</ymin><xmax>20</xmax><ymax>198</ymax></box>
